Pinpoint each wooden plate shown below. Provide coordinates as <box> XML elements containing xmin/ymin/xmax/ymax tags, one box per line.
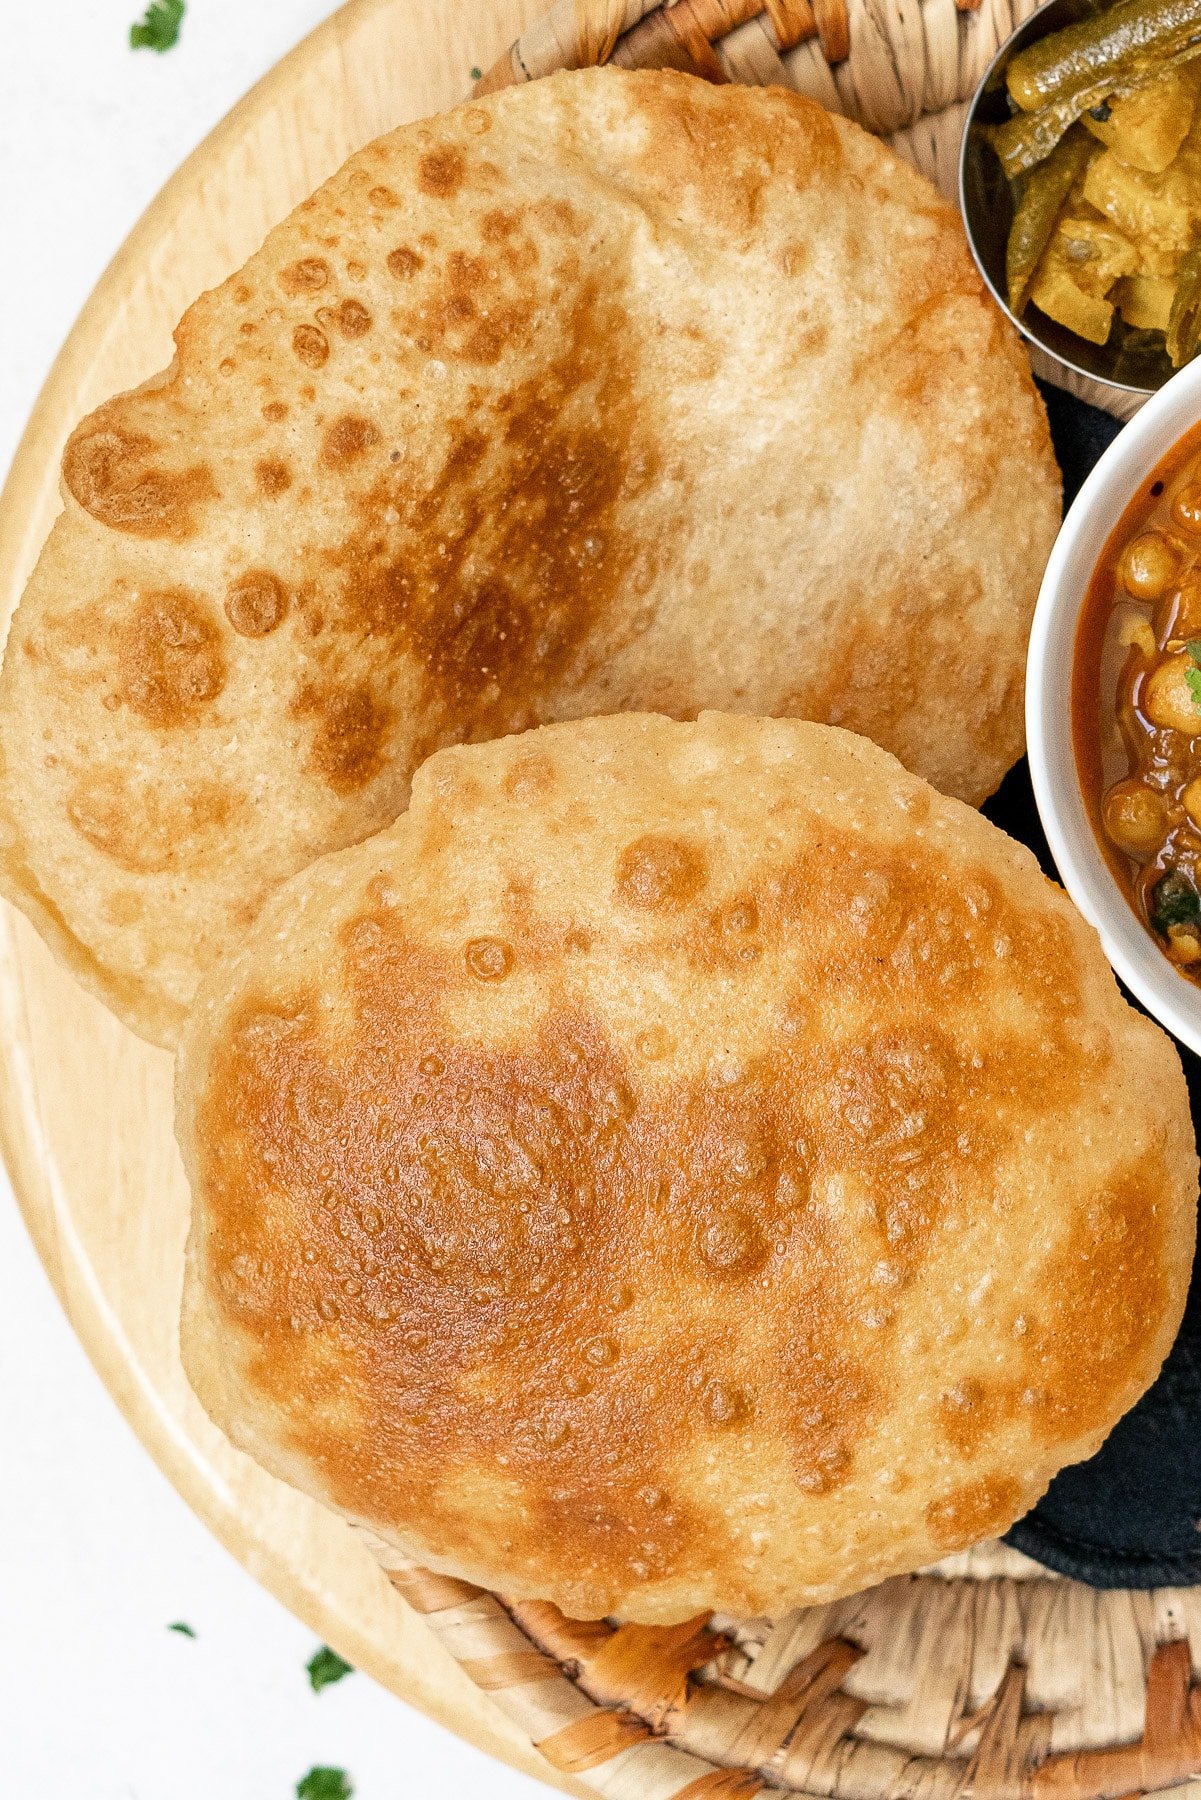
<box><xmin>0</xmin><ymin>0</ymin><xmax>583</xmax><ymax>1787</ymax></box>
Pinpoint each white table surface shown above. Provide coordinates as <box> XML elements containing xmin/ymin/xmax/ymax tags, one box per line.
<box><xmin>0</xmin><ymin>7</ymin><xmax>544</xmax><ymax>1798</ymax></box>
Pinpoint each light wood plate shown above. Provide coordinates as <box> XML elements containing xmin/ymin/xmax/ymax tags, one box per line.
<box><xmin>0</xmin><ymin>0</ymin><xmax>584</xmax><ymax>1787</ymax></box>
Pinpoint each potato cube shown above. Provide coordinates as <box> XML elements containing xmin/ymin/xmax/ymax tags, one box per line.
<box><xmin>1083</xmin><ymin>109</ymin><xmax>1201</xmax><ymax>278</ymax></box>
<box><xmin>1083</xmin><ymin>63</ymin><xmax>1201</xmax><ymax>175</ymax></box>
<box><xmin>1054</xmin><ymin>210</ymin><xmax>1139</xmax><ymax>289</ymax></box>
<box><xmin>1115</xmin><ymin>271</ymin><xmax>1177</xmax><ymax>328</ymax></box>
<box><xmin>1027</xmin><ymin>204</ymin><xmax>1138</xmax><ymax>343</ymax></box>
<box><xmin>1030</xmin><ymin>264</ymin><xmax>1115</xmax><ymax>342</ymax></box>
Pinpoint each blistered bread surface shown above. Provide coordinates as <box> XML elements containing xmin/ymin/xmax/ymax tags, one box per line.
<box><xmin>176</xmin><ymin>714</ymin><xmax>1196</xmax><ymax>1623</ymax></box>
<box><xmin>0</xmin><ymin>69</ymin><xmax>1059</xmax><ymax>1044</ymax></box>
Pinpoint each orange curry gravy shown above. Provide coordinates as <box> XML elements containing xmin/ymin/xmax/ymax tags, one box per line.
<box><xmin>1074</xmin><ymin>418</ymin><xmax>1201</xmax><ymax>980</ymax></box>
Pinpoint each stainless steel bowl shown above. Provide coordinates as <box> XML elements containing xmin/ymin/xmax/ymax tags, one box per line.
<box><xmin>959</xmin><ymin>0</ymin><xmax>1175</xmax><ymax>397</ymax></box>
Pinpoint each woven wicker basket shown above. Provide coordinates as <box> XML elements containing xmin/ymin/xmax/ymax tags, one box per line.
<box><xmin>367</xmin><ymin>2</ymin><xmax>1196</xmax><ymax>1792</ymax></box>
<box><xmin>370</xmin><ymin>1536</ymin><xmax>1201</xmax><ymax>1799</ymax></box>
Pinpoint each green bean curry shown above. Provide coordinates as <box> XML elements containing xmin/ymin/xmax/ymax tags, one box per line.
<box><xmin>1075</xmin><ymin>420</ymin><xmax>1201</xmax><ymax>972</ymax></box>
<box><xmin>991</xmin><ymin>0</ymin><xmax>1201</xmax><ymax>365</ymax></box>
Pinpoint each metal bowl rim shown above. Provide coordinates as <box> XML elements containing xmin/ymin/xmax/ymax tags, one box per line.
<box><xmin>957</xmin><ymin>0</ymin><xmax>1161</xmax><ymax>399</ymax></box>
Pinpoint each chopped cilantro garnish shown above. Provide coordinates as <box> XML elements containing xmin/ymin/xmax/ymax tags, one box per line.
<box><xmin>1187</xmin><ymin>639</ymin><xmax>1201</xmax><ymax>663</ymax></box>
<box><xmin>167</xmin><ymin>1621</ymin><xmax>196</xmax><ymax>1637</ymax></box>
<box><xmin>1187</xmin><ymin>665</ymin><xmax>1201</xmax><ymax>712</ymax></box>
<box><xmin>307</xmin><ymin>1646</ymin><xmax>353</xmax><ymax>1693</ymax></box>
<box><xmin>1151</xmin><ymin>868</ymin><xmax>1201</xmax><ymax>930</ymax></box>
<box><xmin>297</xmin><ymin>1769</ymin><xmax>353</xmax><ymax>1800</ymax></box>
<box><xmin>130</xmin><ymin>0</ymin><xmax>185</xmax><ymax>52</ymax></box>
<box><xmin>470</xmin><ymin>66</ymin><xmax>482</xmax><ymax>81</ymax></box>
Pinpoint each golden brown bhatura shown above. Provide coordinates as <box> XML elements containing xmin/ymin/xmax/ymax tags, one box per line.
<box><xmin>176</xmin><ymin>714</ymin><xmax>1197</xmax><ymax>1624</ymax></box>
<box><xmin>0</xmin><ymin>69</ymin><xmax>1059</xmax><ymax>1046</ymax></box>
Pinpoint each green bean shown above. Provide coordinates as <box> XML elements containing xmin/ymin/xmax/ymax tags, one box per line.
<box><xmin>1007</xmin><ymin>0</ymin><xmax>1201</xmax><ymax>111</ymax></box>
<box><xmin>1006</xmin><ymin>126</ymin><xmax>1096</xmax><ymax>313</ymax></box>
<box><xmin>1167</xmin><ymin>240</ymin><xmax>1201</xmax><ymax>362</ymax></box>
<box><xmin>989</xmin><ymin>34</ymin><xmax>1201</xmax><ymax>176</ymax></box>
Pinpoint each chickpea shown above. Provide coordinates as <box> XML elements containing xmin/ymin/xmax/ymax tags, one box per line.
<box><xmin>1173</xmin><ymin>483</ymin><xmax>1201</xmax><ymax>532</ymax></box>
<box><xmin>1120</xmin><ymin>531</ymin><xmax>1178</xmax><ymax>600</ymax></box>
<box><xmin>1165</xmin><ymin>571</ymin><xmax>1201</xmax><ymax>640</ymax></box>
<box><xmin>1184</xmin><ymin>778</ymin><xmax>1201</xmax><ymax>829</ymax></box>
<box><xmin>1103</xmin><ymin>779</ymin><xmax>1167</xmax><ymax>855</ymax></box>
<box><xmin>1118</xmin><ymin>613</ymin><xmax>1158</xmax><ymax>656</ymax></box>
<box><xmin>1143</xmin><ymin>652</ymin><xmax>1201</xmax><ymax>734</ymax></box>
<box><xmin>1167</xmin><ymin>923</ymin><xmax>1201</xmax><ymax>963</ymax></box>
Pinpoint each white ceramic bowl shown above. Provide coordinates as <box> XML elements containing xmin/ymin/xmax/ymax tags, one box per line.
<box><xmin>1028</xmin><ymin>357</ymin><xmax>1201</xmax><ymax>1057</ymax></box>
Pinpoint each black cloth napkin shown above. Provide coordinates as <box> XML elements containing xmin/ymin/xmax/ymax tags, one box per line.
<box><xmin>986</xmin><ymin>382</ymin><xmax>1201</xmax><ymax>1586</ymax></box>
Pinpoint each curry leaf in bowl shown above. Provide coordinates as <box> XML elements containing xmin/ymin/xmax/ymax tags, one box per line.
<box><xmin>1151</xmin><ymin>868</ymin><xmax>1201</xmax><ymax>927</ymax></box>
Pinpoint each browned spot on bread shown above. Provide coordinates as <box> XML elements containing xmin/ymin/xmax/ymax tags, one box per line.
<box><xmin>225</xmin><ymin>571</ymin><xmax>287</xmax><ymax>638</ymax></box>
<box><xmin>503</xmin><ymin>753</ymin><xmax>556</xmax><ymax>801</ymax></box>
<box><xmin>418</xmin><ymin>147</ymin><xmax>466</xmax><ymax>199</ymax></box>
<box><xmin>400</xmin><ymin>244</ymin><xmax>537</xmax><ymax>367</ymax></box>
<box><xmin>255</xmin><ymin>459</ymin><xmax>292</xmax><ymax>497</ymax></box>
<box><xmin>387</xmin><ymin>246</ymin><xmax>424</xmax><ymax>279</ymax></box>
<box><xmin>322</xmin><ymin>415</ymin><xmax>381</xmax><ymax>468</ymax></box>
<box><xmin>481</xmin><ymin>207</ymin><xmax>520</xmax><ymax>242</ymax></box>
<box><xmin>117</xmin><ymin>590</ymin><xmax>226</xmax><ymax>727</ymax></box>
<box><xmin>261</xmin><ymin>401</ymin><xmax>288</xmax><ymax>423</ymax></box>
<box><xmin>320</xmin><ymin>279</ymin><xmax>662</xmax><ymax>762</ymax></box>
<box><xmin>789</xmin><ymin>323</ymin><xmax>830</xmax><ymax>363</ymax></box>
<box><xmin>533</xmin><ymin>198</ymin><xmax>583</xmax><ymax>237</ymax></box>
<box><xmin>712</xmin><ymin>898</ymin><xmax>760</xmax><ymax>952</ymax></box>
<box><xmin>616</xmin><ymin>835</ymin><xmax>707</xmax><ymax>912</ymax></box>
<box><xmin>939</xmin><ymin>1378</ymin><xmax>994</xmax><ymax>1456</ymax></box>
<box><xmin>197</xmin><ymin>974</ymin><xmax>749</xmax><ymax>1591</ymax></box>
<box><xmin>370</xmin><ymin>185</ymin><xmax>399</xmax><ymax>208</ymax></box>
<box><xmin>68</xmin><ymin>769</ymin><xmax>237</xmax><ymax>873</ymax></box>
<box><xmin>925</xmin><ymin>1476</ymin><xmax>1024</xmax><ymax>1549</ymax></box>
<box><xmin>292</xmin><ymin>681</ymin><xmax>392</xmax><ymax>792</ymax></box>
<box><xmin>63</xmin><ymin>423</ymin><xmax>217</xmax><ymax>541</ymax></box>
<box><xmin>292</xmin><ymin>325</ymin><xmax>329</xmax><ymax>369</ymax></box>
<box><xmin>278</xmin><ymin>257</ymin><xmax>331</xmax><ymax>296</ymax></box>
<box><xmin>333</xmin><ymin>299</ymin><xmax>372</xmax><ymax>338</ymax></box>
<box><xmin>697</xmin><ymin>1208</ymin><xmax>768</xmax><ymax>1278</ymax></box>
<box><xmin>445</xmin><ymin>252</ymin><xmax>484</xmax><ymax>320</ymax></box>
<box><xmin>633</xmin><ymin>84</ymin><xmax>842</xmax><ymax>241</ymax></box>
<box><xmin>465</xmin><ymin>936</ymin><xmax>513</xmax><ymax>981</ymax></box>
<box><xmin>936</xmin><ymin>1153</ymin><xmax>1173</xmax><ymax>1456</ymax></box>
<box><xmin>1027</xmin><ymin>1157</ymin><xmax>1173</xmax><ymax>1442</ymax></box>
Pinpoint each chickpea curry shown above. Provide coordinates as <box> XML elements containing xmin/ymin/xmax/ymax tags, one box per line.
<box><xmin>988</xmin><ymin>0</ymin><xmax>1201</xmax><ymax>365</ymax></box>
<box><xmin>1075</xmin><ymin>420</ymin><xmax>1201</xmax><ymax>973</ymax></box>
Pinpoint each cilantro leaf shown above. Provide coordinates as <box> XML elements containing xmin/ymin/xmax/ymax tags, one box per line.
<box><xmin>297</xmin><ymin>1769</ymin><xmax>353</xmax><ymax>1800</ymax></box>
<box><xmin>1151</xmin><ymin>869</ymin><xmax>1201</xmax><ymax>931</ymax></box>
<box><xmin>470</xmin><ymin>66</ymin><xmax>482</xmax><ymax>81</ymax></box>
<box><xmin>1187</xmin><ymin>639</ymin><xmax>1201</xmax><ymax>664</ymax></box>
<box><xmin>307</xmin><ymin>1646</ymin><xmax>353</xmax><ymax>1693</ymax></box>
<box><xmin>130</xmin><ymin>0</ymin><xmax>185</xmax><ymax>52</ymax></box>
<box><xmin>1187</xmin><ymin>665</ymin><xmax>1201</xmax><ymax>713</ymax></box>
<box><xmin>167</xmin><ymin>1621</ymin><xmax>196</xmax><ymax>1637</ymax></box>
